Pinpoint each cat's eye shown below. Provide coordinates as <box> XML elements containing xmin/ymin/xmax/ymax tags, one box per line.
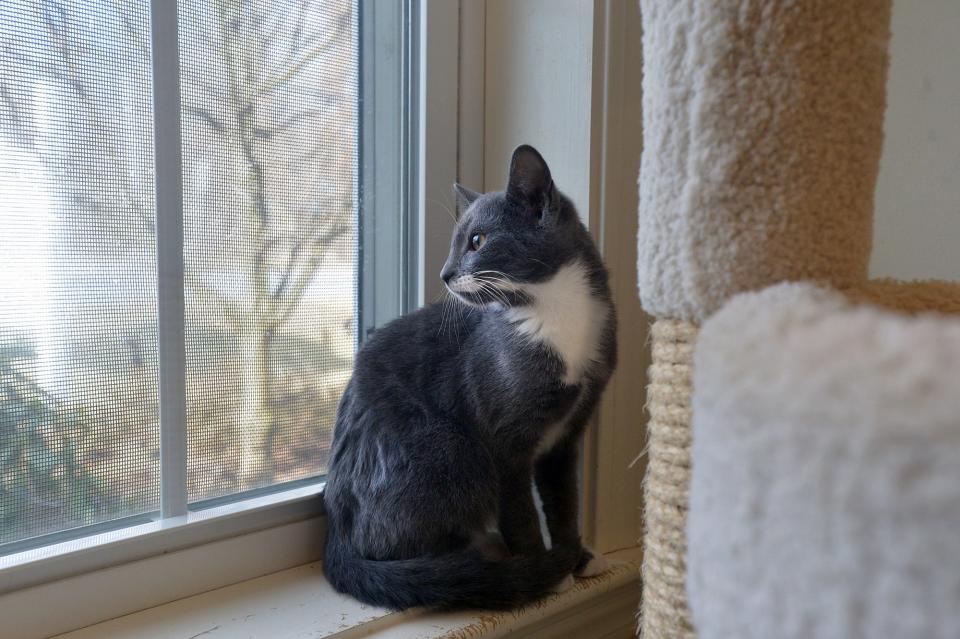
<box><xmin>470</xmin><ymin>232</ymin><xmax>486</xmax><ymax>251</ymax></box>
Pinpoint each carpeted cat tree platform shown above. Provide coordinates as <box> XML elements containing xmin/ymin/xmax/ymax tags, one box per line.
<box><xmin>637</xmin><ymin>1</ymin><xmax>960</xmax><ymax>637</ymax></box>
<box><xmin>688</xmin><ymin>282</ymin><xmax>960</xmax><ymax>639</ymax></box>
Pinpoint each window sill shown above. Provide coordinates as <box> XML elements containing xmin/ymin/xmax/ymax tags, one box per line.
<box><xmin>53</xmin><ymin>548</ymin><xmax>641</xmax><ymax>639</ymax></box>
<box><xmin>1</xmin><ymin>481</ymin><xmax>325</xmax><ymax>595</ymax></box>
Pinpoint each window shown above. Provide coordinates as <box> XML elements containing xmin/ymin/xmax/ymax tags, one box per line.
<box><xmin>0</xmin><ymin>3</ymin><xmax>648</xmax><ymax>636</ymax></box>
<box><xmin>0</xmin><ymin>0</ymin><xmax>407</xmax><ymax>555</ymax></box>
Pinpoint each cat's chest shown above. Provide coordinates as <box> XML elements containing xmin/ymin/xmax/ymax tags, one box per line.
<box><xmin>503</xmin><ymin>261</ymin><xmax>610</xmax><ymax>385</ymax></box>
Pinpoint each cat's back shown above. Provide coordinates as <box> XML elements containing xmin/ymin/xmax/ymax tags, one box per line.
<box><xmin>328</xmin><ymin>300</ymin><xmax>483</xmax><ymax>496</ymax></box>
<box><xmin>347</xmin><ymin>300</ymin><xmax>479</xmax><ymax>404</ymax></box>
<box><xmin>358</xmin><ymin>300</ymin><xmax>478</xmax><ymax>363</ymax></box>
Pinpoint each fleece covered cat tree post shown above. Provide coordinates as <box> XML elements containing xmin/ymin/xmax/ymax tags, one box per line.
<box><xmin>636</xmin><ymin>1</ymin><xmax>891</xmax><ymax>636</ymax></box>
<box><xmin>639</xmin><ymin>1</ymin><xmax>960</xmax><ymax>637</ymax></box>
<box><xmin>687</xmin><ymin>281</ymin><xmax>960</xmax><ymax>638</ymax></box>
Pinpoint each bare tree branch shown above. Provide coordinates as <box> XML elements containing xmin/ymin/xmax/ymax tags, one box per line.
<box><xmin>186</xmin><ymin>105</ymin><xmax>228</xmax><ymax>133</ymax></box>
<box><xmin>109</xmin><ymin>0</ymin><xmax>151</xmax><ymax>62</ymax></box>
<box><xmin>184</xmin><ymin>272</ymin><xmax>242</xmax><ymax>330</ymax></box>
<box><xmin>274</xmin><ymin>222</ymin><xmax>349</xmax><ymax>326</ymax></box>
<box><xmin>37</xmin><ymin>1</ymin><xmax>155</xmax><ymax>235</ymax></box>
<box><xmin>252</xmin><ymin>109</ymin><xmax>322</xmax><ymax>140</ymax></box>
<box><xmin>255</xmin><ymin>11</ymin><xmax>350</xmax><ymax>98</ymax></box>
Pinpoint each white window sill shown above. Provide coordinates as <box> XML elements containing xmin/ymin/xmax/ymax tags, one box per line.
<box><xmin>1</xmin><ymin>482</ymin><xmax>325</xmax><ymax>595</ymax></box>
<box><xmin>53</xmin><ymin>548</ymin><xmax>641</xmax><ymax>639</ymax></box>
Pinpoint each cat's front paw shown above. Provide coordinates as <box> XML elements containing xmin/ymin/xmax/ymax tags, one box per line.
<box><xmin>574</xmin><ymin>547</ymin><xmax>610</xmax><ymax>578</ymax></box>
<box><xmin>550</xmin><ymin>574</ymin><xmax>575</xmax><ymax>594</ymax></box>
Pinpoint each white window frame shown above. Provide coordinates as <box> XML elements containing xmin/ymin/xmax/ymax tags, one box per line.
<box><xmin>0</xmin><ymin>1</ymin><xmax>646</xmax><ymax>637</ymax></box>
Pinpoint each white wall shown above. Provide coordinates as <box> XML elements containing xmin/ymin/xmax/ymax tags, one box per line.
<box><xmin>482</xmin><ymin>0</ymin><xmax>595</xmax><ymax>212</ymax></box>
<box><xmin>872</xmin><ymin>0</ymin><xmax>960</xmax><ymax>281</ymax></box>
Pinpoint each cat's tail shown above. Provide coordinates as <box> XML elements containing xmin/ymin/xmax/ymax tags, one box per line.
<box><xmin>324</xmin><ymin>528</ymin><xmax>579</xmax><ymax>611</ymax></box>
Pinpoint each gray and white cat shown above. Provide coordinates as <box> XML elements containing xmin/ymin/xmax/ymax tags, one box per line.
<box><xmin>323</xmin><ymin>145</ymin><xmax>617</xmax><ymax>610</ymax></box>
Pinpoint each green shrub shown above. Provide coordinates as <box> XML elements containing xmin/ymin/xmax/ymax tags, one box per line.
<box><xmin>0</xmin><ymin>333</ymin><xmax>123</xmax><ymax>545</ymax></box>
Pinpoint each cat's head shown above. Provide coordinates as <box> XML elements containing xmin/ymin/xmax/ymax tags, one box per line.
<box><xmin>440</xmin><ymin>145</ymin><xmax>591</xmax><ymax>307</ymax></box>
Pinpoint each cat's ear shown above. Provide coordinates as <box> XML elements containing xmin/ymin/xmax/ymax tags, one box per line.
<box><xmin>453</xmin><ymin>183</ymin><xmax>480</xmax><ymax>217</ymax></box>
<box><xmin>506</xmin><ymin>144</ymin><xmax>554</xmax><ymax>215</ymax></box>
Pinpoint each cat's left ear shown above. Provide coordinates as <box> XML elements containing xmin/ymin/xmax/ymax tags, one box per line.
<box><xmin>506</xmin><ymin>144</ymin><xmax>554</xmax><ymax>217</ymax></box>
<box><xmin>453</xmin><ymin>183</ymin><xmax>480</xmax><ymax>217</ymax></box>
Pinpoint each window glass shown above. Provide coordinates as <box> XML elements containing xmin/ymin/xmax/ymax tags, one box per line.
<box><xmin>179</xmin><ymin>1</ymin><xmax>358</xmax><ymax>502</ymax></box>
<box><xmin>0</xmin><ymin>0</ymin><xmax>367</xmax><ymax>550</ymax></box>
<box><xmin>0</xmin><ymin>0</ymin><xmax>159</xmax><ymax>545</ymax></box>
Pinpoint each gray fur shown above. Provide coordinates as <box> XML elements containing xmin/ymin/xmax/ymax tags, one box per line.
<box><xmin>323</xmin><ymin>145</ymin><xmax>617</xmax><ymax>610</ymax></box>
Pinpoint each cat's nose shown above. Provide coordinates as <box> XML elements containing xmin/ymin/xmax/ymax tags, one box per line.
<box><xmin>440</xmin><ymin>265</ymin><xmax>456</xmax><ymax>285</ymax></box>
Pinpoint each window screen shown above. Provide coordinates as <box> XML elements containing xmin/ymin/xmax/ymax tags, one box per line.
<box><xmin>179</xmin><ymin>1</ymin><xmax>358</xmax><ymax>502</ymax></box>
<box><xmin>0</xmin><ymin>1</ymin><xmax>158</xmax><ymax>545</ymax></box>
<box><xmin>0</xmin><ymin>0</ymin><xmax>362</xmax><ymax>549</ymax></box>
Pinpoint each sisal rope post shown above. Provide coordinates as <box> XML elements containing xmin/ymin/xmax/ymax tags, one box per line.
<box><xmin>640</xmin><ymin>319</ymin><xmax>698</xmax><ymax>638</ymax></box>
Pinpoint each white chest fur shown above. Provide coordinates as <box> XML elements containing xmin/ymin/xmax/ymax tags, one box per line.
<box><xmin>505</xmin><ymin>260</ymin><xmax>609</xmax><ymax>385</ymax></box>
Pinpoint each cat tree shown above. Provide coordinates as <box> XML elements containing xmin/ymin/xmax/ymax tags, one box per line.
<box><xmin>637</xmin><ymin>1</ymin><xmax>892</xmax><ymax>636</ymax></box>
<box><xmin>639</xmin><ymin>0</ymin><xmax>960</xmax><ymax>636</ymax></box>
<box><xmin>687</xmin><ymin>281</ymin><xmax>960</xmax><ymax>638</ymax></box>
